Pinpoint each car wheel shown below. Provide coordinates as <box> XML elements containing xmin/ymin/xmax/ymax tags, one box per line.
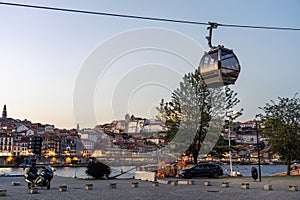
<box><xmin>211</xmin><ymin>172</ymin><xmax>219</xmax><ymax>179</ymax></box>
<box><xmin>185</xmin><ymin>173</ymin><xmax>192</xmax><ymax>179</ymax></box>
<box><xmin>46</xmin><ymin>180</ymin><xmax>50</xmax><ymax>190</ymax></box>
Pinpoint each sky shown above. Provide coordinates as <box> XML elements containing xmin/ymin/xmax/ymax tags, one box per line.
<box><xmin>0</xmin><ymin>0</ymin><xmax>299</xmax><ymax>129</ymax></box>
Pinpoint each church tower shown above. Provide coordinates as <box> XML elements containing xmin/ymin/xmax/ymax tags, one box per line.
<box><xmin>2</xmin><ymin>105</ymin><xmax>7</xmax><ymax>118</ymax></box>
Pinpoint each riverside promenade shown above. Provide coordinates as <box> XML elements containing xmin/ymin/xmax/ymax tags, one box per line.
<box><xmin>0</xmin><ymin>176</ymin><xmax>299</xmax><ymax>200</ymax></box>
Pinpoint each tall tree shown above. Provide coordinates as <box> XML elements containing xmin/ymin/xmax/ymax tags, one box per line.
<box><xmin>157</xmin><ymin>69</ymin><xmax>242</xmax><ymax>164</ymax></box>
<box><xmin>260</xmin><ymin>94</ymin><xmax>300</xmax><ymax>175</ymax></box>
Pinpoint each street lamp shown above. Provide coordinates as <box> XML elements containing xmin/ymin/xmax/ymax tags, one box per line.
<box><xmin>226</xmin><ymin>110</ymin><xmax>238</xmax><ymax>176</ymax></box>
<box><xmin>228</xmin><ymin>124</ymin><xmax>233</xmax><ymax>176</ymax></box>
<box><xmin>225</xmin><ymin>119</ymin><xmax>233</xmax><ymax>176</ymax></box>
<box><xmin>254</xmin><ymin>115</ymin><xmax>262</xmax><ymax>181</ymax></box>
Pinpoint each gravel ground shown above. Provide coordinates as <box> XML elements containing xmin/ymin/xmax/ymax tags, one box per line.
<box><xmin>0</xmin><ymin>176</ymin><xmax>299</xmax><ymax>200</ymax></box>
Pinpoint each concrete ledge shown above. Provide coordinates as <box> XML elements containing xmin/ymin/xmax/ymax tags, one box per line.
<box><xmin>204</xmin><ymin>181</ymin><xmax>211</xmax><ymax>186</ymax></box>
<box><xmin>222</xmin><ymin>182</ymin><xmax>229</xmax><ymax>188</ymax></box>
<box><xmin>135</xmin><ymin>171</ymin><xmax>156</xmax><ymax>182</ymax></box>
<box><xmin>11</xmin><ymin>181</ymin><xmax>21</xmax><ymax>186</ymax></box>
<box><xmin>131</xmin><ymin>182</ymin><xmax>139</xmax><ymax>188</ymax></box>
<box><xmin>241</xmin><ymin>183</ymin><xmax>250</xmax><ymax>189</ymax></box>
<box><xmin>157</xmin><ymin>180</ymin><xmax>170</xmax><ymax>184</ymax></box>
<box><xmin>109</xmin><ymin>183</ymin><xmax>117</xmax><ymax>189</ymax></box>
<box><xmin>0</xmin><ymin>189</ymin><xmax>7</xmax><ymax>196</ymax></box>
<box><xmin>178</xmin><ymin>180</ymin><xmax>195</xmax><ymax>185</ymax></box>
<box><xmin>85</xmin><ymin>184</ymin><xmax>93</xmax><ymax>190</ymax></box>
<box><xmin>59</xmin><ymin>185</ymin><xmax>68</xmax><ymax>192</ymax></box>
<box><xmin>264</xmin><ymin>184</ymin><xmax>272</xmax><ymax>191</ymax></box>
<box><xmin>288</xmin><ymin>185</ymin><xmax>298</xmax><ymax>192</ymax></box>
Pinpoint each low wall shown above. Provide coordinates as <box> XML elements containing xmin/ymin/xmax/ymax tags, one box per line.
<box><xmin>134</xmin><ymin>171</ymin><xmax>156</xmax><ymax>182</ymax></box>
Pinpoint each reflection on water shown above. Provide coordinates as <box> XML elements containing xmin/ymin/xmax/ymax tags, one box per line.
<box><xmin>222</xmin><ymin>165</ymin><xmax>287</xmax><ymax>176</ymax></box>
<box><xmin>0</xmin><ymin>167</ymin><xmax>25</xmax><ymax>175</ymax></box>
<box><xmin>0</xmin><ymin>165</ymin><xmax>287</xmax><ymax>179</ymax></box>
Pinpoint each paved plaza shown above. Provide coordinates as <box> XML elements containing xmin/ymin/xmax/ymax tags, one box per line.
<box><xmin>0</xmin><ymin>176</ymin><xmax>299</xmax><ymax>200</ymax></box>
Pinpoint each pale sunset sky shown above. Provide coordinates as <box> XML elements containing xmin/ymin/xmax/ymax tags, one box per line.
<box><xmin>0</xmin><ymin>0</ymin><xmax>299</xmax><ymax>128</ymax></box>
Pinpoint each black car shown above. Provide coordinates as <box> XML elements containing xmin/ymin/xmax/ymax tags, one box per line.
<box><xmin>178</xmin><ymin>163</ymin><xmax>223</xmax><ymax>178</ymax></box>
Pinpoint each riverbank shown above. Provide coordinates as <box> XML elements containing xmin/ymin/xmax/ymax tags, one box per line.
<box><xmin>0</xmin><ymin>175</ymin><xmax>299</xmax><ymax>199</ymax></box>
<box><xmin>0</xmin><ymin>164</ymin><xmax>291</xmax><ymax>180</ymax></box>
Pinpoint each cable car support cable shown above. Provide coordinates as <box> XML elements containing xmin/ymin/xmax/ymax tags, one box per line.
<box><xmin>0</xmin><ymin>2</ymin><xmax>300</xmax><ymax>31</ymax></box>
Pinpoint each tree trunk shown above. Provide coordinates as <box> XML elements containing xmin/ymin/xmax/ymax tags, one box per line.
<box><xmin>192</xmin><ymin>149</ymin><xmax>198</xmax><ymax>164</ymax></box>
<box><xmin>287</xmin><ymin>160</ymin><xmax>291</xmax><ymax>176</ymax></box>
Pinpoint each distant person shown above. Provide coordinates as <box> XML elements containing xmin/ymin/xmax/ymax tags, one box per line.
<box><xmin>251</xmin><ymin>167</ymin><xmax>258</xmax><ymax>181</ymax></box>
<box><xmin>23</xmin><ymin>157</ymin><xmax>28</xmax><ymax>170</ymax></box>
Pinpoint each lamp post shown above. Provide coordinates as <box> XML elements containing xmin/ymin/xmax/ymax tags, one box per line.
<box><xmin>226</xmin><ymin>110</ymin><xmax>238</xmax><ymax>176</ymax></box>
<box><xmin>225</xmin><ymin>119</ymin><xmax>233</xmax><ymax>176</ymax></box>
<box><xmin>255</xmin><ymin>115</ymin><xmax>262</xmax><ymax>181</ymax></box>
<box><xmin>228</xmin><ymin>125</ymin><xmax>233</xmax><ymax>176</ymax></box>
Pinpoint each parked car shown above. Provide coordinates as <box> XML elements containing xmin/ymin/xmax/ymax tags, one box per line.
<box><xmin>178</xmin><ymin>163</ymin><xmax>223</xmax><ymax>178</ymax></box>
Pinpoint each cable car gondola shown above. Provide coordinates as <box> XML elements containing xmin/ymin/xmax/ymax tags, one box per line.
<box><xmin>199</xmin><ymin>46</ymin><xmax>240</xmax><ymax>87</ymax></box>
<box><xmin>199</xmin><ymin>22</ymin><xmax>241</xmax><ymax>87</ymax></box>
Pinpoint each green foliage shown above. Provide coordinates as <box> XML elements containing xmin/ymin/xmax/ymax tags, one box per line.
<box><xmin>157</xmin><ymin>69</ymin><xmax>242</xmax><ymax>163</ymax></box>
<box><xmin>86</xmin><ymin>161</ymin><xmax>111</xmax><ymax>179</ymax></box>
<box><xmin>210</xmin><ymin>146</ymin><xmax>230</xmax><ymax>159</ymax></box>
<box><xmin>260</xmin><ymin>94</ymin><xmax>300</xmax><ymax>175</ymax></box>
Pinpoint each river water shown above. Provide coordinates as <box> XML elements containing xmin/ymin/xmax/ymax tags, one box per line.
<box><xmin>0</xmin><ymin>164</ymin><xmax>287</xmax><ymax>179</ymax></box>
<box><xmin>0</xmin><ymin>166</ymin><xmax>135</xmax><ymax>179</ymax></box>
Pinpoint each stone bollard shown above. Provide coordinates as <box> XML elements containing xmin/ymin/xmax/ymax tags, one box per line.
<box><xmin>152</xmin><ymin>181</ymin><xmax>159</xmax><ymax>187</ymax></box>
<box><xmin>85</xmin><ymin>184</ymin><xmax>93</xmax><ymax>190</ymax></box>
<box><xmin>29</xmin><ymin>188</ymin><xmax>38</xmax><ymax>194</ymax></box>
<box><xmin>131</xmin><ymin>182</ymin><xmax>139</xmax><ymax>188</ymax></box>
<box><xmin>188</xmin><ymin>180</ymin><xmax>195</xmax><ymax>185</ymax></box>
<box><xmin>241</xmin><ymin>183</ymin><xmax>250</xmax><ymax>189</ymax></box>
<box><xmin>204</xmin><ymin>181</ymin><xmax>211</xmax><ymax>186</ymax></box>
<box><xmin>0</xmin><ymin>189</ymin><xmax>7</xmax><ymax>196</ymax></box>
<box><xmin>264</xmin><ymin>184</ymin><xmax>272</xmax><ymax>191</ymax></box>
<box><xmin>222</xmin><ymin>182</ymin><xmax>229</xmax><ymax>188</ymax></box>
<box><xmin>11</xmin><ymin>181</ymin><xmax>21</xmax><ymax>186</ymax></box>
<box><xmin>288</xmin><ymin>185</ymin><xmax>298</xmax><ymax>192</ymax></box>
<box><xmin>170</xmin><ymin>180</ymin><xmax>178</xmax><ymax>186</ymax></box>
<box><xmin>59</xmin><ymin>185</ymin><xmax>68</xmax><ymax>192</ymax></box>
<box><xmin>109</xmin><ymin>183</ymin><xmax>117</xmax><ymax>189</ymax></box>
